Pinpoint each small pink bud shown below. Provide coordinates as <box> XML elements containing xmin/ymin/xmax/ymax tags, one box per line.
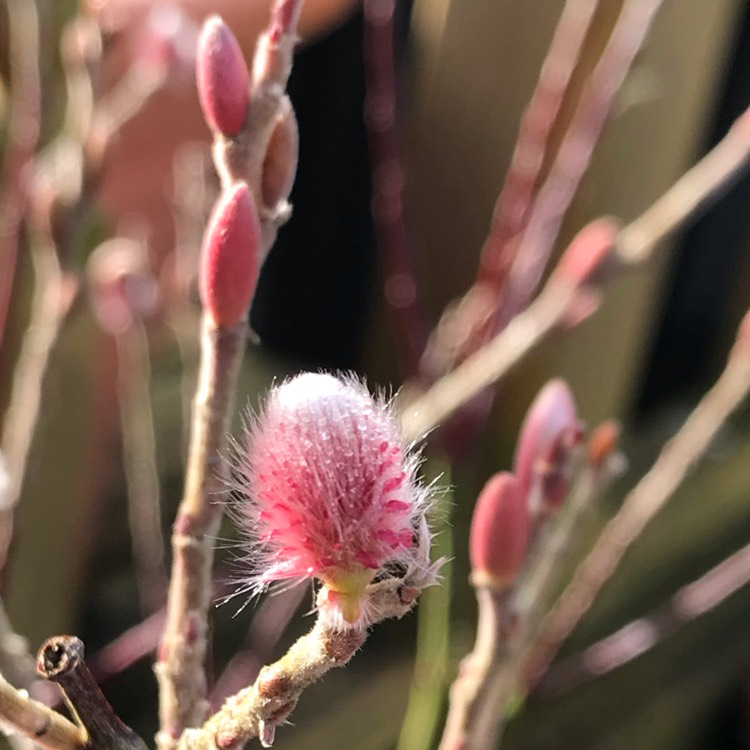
<box><xmin>199</xmin><ymin>182</ymin><xmax>260</xmax><ymax>327</ymax></box>
<box><xmin>587</xmin><ymin>419</ymin><xmax>621</xmax><ymax>470</ymax></box>
<box><xmin>237</xmin><ymin>373</ymin><xmax>433</xmax><ymax>627</ymax></box>
<box><xmin>470</xmin><ymin>473</ymin><xmax>529</xmax><ymax>590</ymax></box>
<box><xmin>514</xmin><ymin>379</ymin><xmax>582</xmax><ymax>514</ymax></box>
<box><xmin>196</xmin><ymin>16</ymin><xmax>250</xmax><ymax>136</ymax></box>
<box><xmin>87</xmin><ymin>239</ymin><xmax>158</xmax><ymax>335</ymax></box>
<box><xmin>261</xmin><ymin>99</ymin><xmax>299</xmax><ymax>208</ymax></box>
<box><xmin>554</xmin><ymin>218</ymin><xmax>619</xmax><ymax>288</ymax></box>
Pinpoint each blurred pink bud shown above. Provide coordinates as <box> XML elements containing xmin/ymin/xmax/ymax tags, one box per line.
<box><xmin>261</xmin><ymin>99</ymin><xmax>299</xmax><ymax>208</ymax></box>
<box><xmin>470</xmin><ymin>473</ymin><xmax>529</xmax><ymax>590</ymax></box>
<box><xmin>554</xmin><ymin>218</ymin><xmax>619</xmax><ymax>288</ymax></box>
<box><xmin>87</xmin><ymin>239</ymin><xmax>158</xmax><ymax>335</ymax></box>
<box><xmin>587</xmin><ymin>419</ymin><xmax>621</xmax><ymax>470</ymax></box>
<box><xmin>199</xmin><ymin>181</ymin><xmax>260</xmax><ymax>327</ymax></box>
<box><xmin>514</xmin><ymin>379</ymin><xmax>582</xmax><ymax>514</ymax></box>
<box><xmin>196</xmin><ymin>16</ymin><xmax>250</xmax><ymax>136</ymax></box>
<box><xmin>237</xmin><ymin>373</ymin><xmax>432</xmax><ymax>627</ymax></box>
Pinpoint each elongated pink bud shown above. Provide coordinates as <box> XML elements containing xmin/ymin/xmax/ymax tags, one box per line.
<box><xmin>196</xmin><ymin>16</ymin><xmax>250</xmax><ymax>136</ymax></box>
<box><xmin>199</xmin><ymin>182</ymin><xmax>260</xmax><ymax>326</ymax></box>
<box><xmin>514</xmin><ymin>379</ymin><xmax>582</xmax><ymax>514</ymax></box>
<box><xmin>470</xmin><ymin>473</ymin><xmax>529</xmax><ymax>590</ymax></box>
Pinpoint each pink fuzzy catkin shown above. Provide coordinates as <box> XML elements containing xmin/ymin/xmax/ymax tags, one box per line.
<box><xmin>238</xmin><ymin>373</ymin><xmax>428</xmax><ymax>625</ymax></box>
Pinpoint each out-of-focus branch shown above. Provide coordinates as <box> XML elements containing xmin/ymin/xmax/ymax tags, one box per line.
<box><xmin>115</xmin><ymin>316</ymin><xmax>168</xmax><ymax>614</ymax></box>
<box><xmin>421</xmin><ymin>0</ymin><xmax>661</xmax><ymax>379</ymax></box>
<box><xmin>437</xmin><ymin>589</ymin><xmax>514</xmax><ymax>750</ymax></box>
<box><xmin>401</xmin><ymin>101</ymin><xmax>750</xmax><ymax>442</ymax></box>
<box><xmin>493</xmin><ymin>0</ymin><xmax>663</xmax><ymax>328</ymax></box>
<box><xmin>363</xmin><ymin>0</ymin><xmax>428</xmax><ymax>377</ymax></box>
<box><xmin>209</xmin><ymin>586</ymin><xmax>307</xmax><ymax>709</ymax></box>
<box><xmin>524</xmin><ymin>311</ymin><xmax>750</xmax><ymax>688</ymax></box>
<box><xmin>538</xmin><ymin>541</ymin><xmax>750</xmax><ymax>696</ymax></box>
<box><xmin>0</xmin><ymin>672</ymin><xmax>84</xmax><ymax>750</ymax></box>
<box><xmin>476</xmin><ymin>0</ymin><xmax>598</xmax><ymax>287</ymax></box>
<box><xmin>0</xmin><ymin>0</ymin><xmax>41</xmax><ymax>352</ymax></box>
<box><xmin>0</xmin><ymin>240</ymin><xmax>74</xmax><ymax>577</ymax></box>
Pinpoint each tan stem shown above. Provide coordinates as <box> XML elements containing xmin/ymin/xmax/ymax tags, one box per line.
<box><xmin>176</xmin><ymin>580</ymin><xmax>416</xmax><ymax>750</ymax></box>
<box><xmin>156</xmin><ymin>319</ymin><xmax>247</xmax><ymax>748</ymax></box>
<box><xmin>115</xmin><ymin>320</ymin><xmax>168</xmax><ymax>614</ymax></box>
<box><xmin>438</xmin><ymin>589</ymin><xmax>512</xmax><ymax>750</ymax></box>
<box><xmin>0</xmin><ymin>672</ymin><xmax>84</xmax><ymax>750</ymax></box>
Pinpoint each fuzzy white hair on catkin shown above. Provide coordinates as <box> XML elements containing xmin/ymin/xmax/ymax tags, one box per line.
<box><xmin>219</xmin><ymin>371</ymin><xmax>441</xmax><ymax>621</ymax></box>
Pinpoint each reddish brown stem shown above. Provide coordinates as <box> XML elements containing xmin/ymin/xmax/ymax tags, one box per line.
<box><xmin>0</xmin><ymin>0</ymin><xmax>41</xmax><ymax>352</ymax></box>
<box><xmin>493</xmin><ymin>0</ymin><xmax>664</xmax><ymax>332</ymax></box>
<box><xmin>363</xmin><ymin>0</ymin><xmax>428</xmax><ymax>377</ymax></box>
<box><xmin>38</xmin><ymin>636</ymin><xmax>146</xmax><ymax>750</ymax></box>
<box><xmin>476</xmin><ymin>0</ymin><xmax>598</xmax><ymax>287</ymax></box>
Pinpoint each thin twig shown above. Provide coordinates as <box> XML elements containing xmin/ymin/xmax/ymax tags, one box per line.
<box><xmin>155</xmin><ymin>320</ymin><xmax>247</xmax><ymax>746</ymax></box>
<box><xmin>363</xmin><ymin>0</ymin><xmax>428</xmax><ymax>377</ymax></box>
<box><xmin>0</xmin><ymin>239</ymin><xmax>71</xmax><ymax>577</ymax></box>
<box><xmin>115</xmin><ymin>319</ymin><xmax>168</xmax><ymax>614</ymax></box>
<box><xmin>37</xmin><ymin>636</ymin><xmax>147</xmax><ymax>750</ymax></box>
<box><xmin>476</xmin><ymin>0</ymin><xmax>599</xmax><ymax>287</ymax></box>
<box><xmin>0</xmin><ymin>0</ymin><xmax>41</xmax><ymax>352</ymax></box>
<box><xmin>437</xmin><ymin>589</ymin><xmax>514</xmax><ymax>750</ymax></box>
<box><xmin>524</xmin><ymin>314</ymin><xmax>750</xmax><ymax>688</ymax></box>
<box><xmin>401</xmin><ymin>101</ymin><xmax>750</xmax><ymax>442</ymax></box>
<box><xmin>0</xmin><ymin>672</ymin><xmax>84</xmax><ymax>750</ymax></box>
<box><xmin>617</xmin><ymin>109</ymin><xmax>750</xmax><ymax>264</ymax></box>
<box><xmin>538</xmin><ymin>541</ymin><xmax>750</xmax><ymax>696</ymax></box>
<box><xmin>495</xmin><ymin>0</ymin><xmax>664</xmax><ymax>330</ymax></box>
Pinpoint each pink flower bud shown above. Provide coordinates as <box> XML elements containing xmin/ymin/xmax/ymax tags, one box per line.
<box><xmin>587</xmin><ymin>419</ymin><xmax>621</xmax><ymax>470</ymax></box>
<box><xmin>514</xmin><ymin>379</ymin><xmax>582</xmax><ymax>514</ymax></box>
<box><xmin>199</xmin><ymin>182</ymin><xmax>260</xmax><ymax>327</ymax></box>
<box><xmin>87</xmin><ymin>239</ymin><xmax>158</xmax><ymax>334</ymax></box>
<box><xmin>470</xmin><ymin>473</ymin><xmax>529</xmax><ymax>590</ymax></box>
<box><xmin>196</xmin><ymin>16</ymin><xmax>250</xmax><ymax>136</ymax></box>
<box><xmin>237</xmin><ymin>373</ymin><xmax>432</xmax><ymax>627</ymax></box>
<box><xmin>261</xmin><ymin>99</ymin><xmax>299</xmax><ymax>208</ymax></box>
<box><xmin>553</xmin><ymin>218</ymin><xmax>619</xmax><ymax>288</ymax></box>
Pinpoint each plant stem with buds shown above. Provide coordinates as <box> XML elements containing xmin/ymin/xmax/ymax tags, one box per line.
<box><xmin>156</xmin><ymin>319</ymin><xmax>247</xmax><ymax>748</ymax></box>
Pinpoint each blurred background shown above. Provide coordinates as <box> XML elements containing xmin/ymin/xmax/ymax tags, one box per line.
<box><xmin>2</xmin><ymin>0</ymin><xmax>750</xmax><ymax>748</ymax></box>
